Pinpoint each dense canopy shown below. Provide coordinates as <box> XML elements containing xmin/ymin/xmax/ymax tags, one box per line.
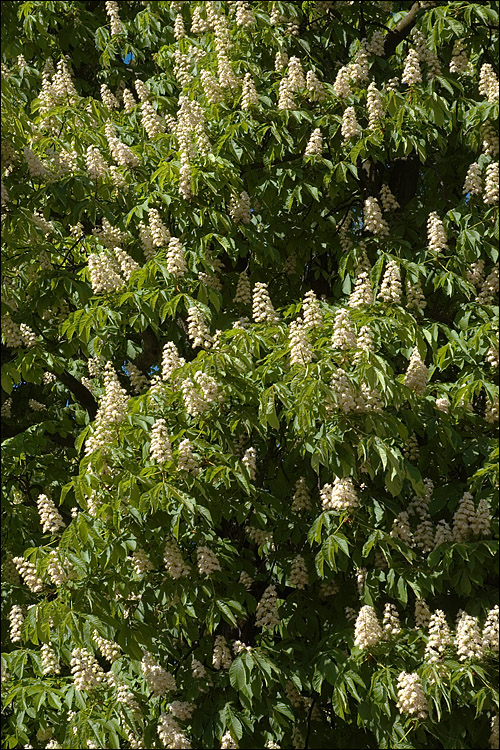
<box><xmin>1</xmin><ymin>2</ymin><xmax>499</xmax><ymax>749</ymax></box>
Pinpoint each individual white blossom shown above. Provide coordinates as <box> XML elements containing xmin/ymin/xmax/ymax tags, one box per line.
<box><xmin>252</xmin><ymin>282</ymin><xmax>279</xmax><ymax>323</ymax></box>
<box><xmin>141</xmin><ymin>652</ymin><xmax>176</xmax><ymax>696</ymax></box>
<box><xmin>164</xmin><ymin>538</ymin><xmax>190</xmax><ymax>579</ymax></box>
<box><xmin>341</xmin><ymin>106</ymin><xmax>361</xmax><ymax>140</ymax></box>
<box><xmin>256</xmin><ymin>584</ymin><xmax>280</xmax><ymax>628</ymax></box>
<box><xmin>354</xmin><ymin>605</ymin><xmax>383</xmax><ymax>648</ymax></box>
<box><xmin>404</xmin><ymin>347</ymin><xmax>428</xmax><ymax>395</ymax></box>
<box><xmin>401</xmin><ymin>48</ymin><xmax>422</xmax><ymax>85</ymax></box>
<box><xmin>396</xmin><ymin>672</ymin><xmax>428</xmax><ymax>719</ymax></box>
<box><xmin>364</xmin><ymin>197</ymin><xmax>389</xmax><ymax>236</ymax></box>
<box><xmin>427</xmin><ymin>211</ymin><xmax>448</xmax><ymax>253</ymax></box>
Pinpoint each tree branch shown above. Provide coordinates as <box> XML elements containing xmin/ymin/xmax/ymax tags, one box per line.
<box><xmin>384</xmin><ymin>1</ymin><xmax>425</xmax><ymax>57</ymax></box>
<box><xmin>54</xmin><ymin>370</ymin><xmax>98</xmax><ymax>419</ymax></box>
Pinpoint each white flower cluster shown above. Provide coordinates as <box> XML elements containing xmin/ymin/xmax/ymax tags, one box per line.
<box><xmin>484</xmin><ymin>162</ymin><xmax>499</xmax><ymax>204</ymax></box>
<box><xmin>304</xmin><ymin>128</ymin><xmax>322</xmax><ymax>156</ymax></box>
<box><xmin>302</xmin><ymin>290</ymin><xmax>322</xmax><ymax>328</ymax></box>
<box><xmin>256</xmin><ymin>584</ymin><xmax>280</xmax><ymax>628</ymax></box>
<box><xmin>160</xmin><ymin>342</ymin><xmax>184</xmax><ymax>382</ymax></box>
<box><xmin>191</xmin><ymin>657</ymin><xmax>207</xmax><ymax>680</ymax></box>
<box><xmin>341</xmin><ymin>106</ymin><xmax>361</xmax><ymax>140</ymax></box>
<box><xmin>134</xmin><ymin>78</ymin><xmax>150</xmax><ymax>102</ymax></box>
<box><xmin>245</xmin><ymin>525</ymin><xmax>273</xmax><ymax>546</ymax></box>
<box><xmin>9</xmin><ymin>605</ymin><xmax>24</xmax><ymax>642</ymax></box>
<box><xmin>242</xmin><ymin>446</ymin><xmax>257</xmax><ymax>480</ymax></box>
<box><xmin>230</xmin><ymin>191</ymin><xmax>251</xmax><ymax>223</ymax></box>
<box><xmin>141</xmin><ymin>100</ymin><xmax>165</xmax><ymax>138</ymax></box>
<box><xmin>275</xmin><ymin>49</ymin><xmax>289</xmax><ymax>71</ymax></box>
<box><xmin>404</xmin><ymin>347</ymin><xmax>428</xmax><ymax>395</ymax></box>
<box><xmin>234</xmin><ymin>271</ymin><xmax>252</xmax><ymax>305</ymax></box>
<box><xmin>410</xmin><ymin>29</ymin><xmax>441</xmax><ymax>78</ymax></box>
<box><xmin>221</xmin><ymin>731</ymin><xmax>239</xmax><ymax>749</ymax></box>
<box><xmin>401</xmin><ymin>48</ymin><xmax>422</xmax><ymax>85</ymax></box>
<box><xmin>85</xmin><ymin>363</ymin><xmax>128</xmax><ymax>454</ymax></box>
<box><xmin>131</xmin><ymin>548</ymin><xmax>154</xmax><ymax>576</ymax></box>
<box><xmin>354</xmin><ymin>605</ymin><xmax>383</xmax><ymax>648</ymax></box>
<box><xmin>479</xmin><ymin>64</ymin><xmax>499</xmax><ymax>102</ymax></box>
<box><xmin>379</xmin><ymin>183</ymin><xmax>399</xmax><ymax>212</ymax></box>
<box><xmin>200</xmin><ymin>69</ymin><xmax>223</xmax><ymax>104</ymax></box>
<box><xmin>289</xmin><ymin>555</ymin><xmax>308</xmax><ymax>589</ymax></box>
<box><xmin>41</xmin><ymin>644</ymin><xmax>60</xmax><ymax>675</ymax></box>
<box><xmin>367</xmin><ymin>82</ymin><xmax>384</xmax><ymax>129</ymax></box>
<box><xmin>157</xmin><ymin>713</ymin><xmax>191</xmax><ymax>749</ymax></box>
<box><xmin>277</xmin><ymin>75</ymin><xmax>295</xmax><ymax>109</ymax></box>
<box><xmin>463</xmin><ymin>162</ymin><xmax>482</xmax><ymax>195</ymax></box>
<box><xmin>406</xmin><ymin>278</ymin><xmax>427</xmax><ymax>313</ymax></box>
<box><xmin>320</xmin><ymin>477</ymin><xmax>359</xmax><ymax>511</ymax></box>
<box><xmin>289</xmin><ymin>319</ymin><xmax>313</xmax><ymax>365</ymax></box>
<box><xmin>1</xmin><ymin>397</ymin><xmax>12</xmax><ymax>417</ymax></box>
<box><xmin>449</xmin><ymin>39</ymin><xmax>470</xmax><ymax>74</ymax></box>
<box><xmin>241</xmin><ymin>73</ymin><xmax>258</xmax><ymax>109</ymax></box>
<box><xmin>483</xmin><ymin>605</ymin><xmax>499</xmax><ymax>652</ymax></box>
<box><xmin>427</xmin><ymin>211</ymin><xmax>448</xmax><ymax>253</ymax></box>
<box><xmin>291</xmin><ymin>477</ymin><xmax>312</xmax><ymax>512</ymax></box>
<box><xmin>187</xmin><ymin>306</ymin><xmax>213</xmax><ymax>349</ymax></box>
<box><xmin>424</xmin><ymin>609</ymin><xmax>451</xmax><ymax>662</ymax></box>
<box><xmin>164</xmin><ymin>538</ymin><xmax>191</xmax><ymax>579</ymax></box>
<box><xmin>476</xmin><ymin>264</ymin><xmax>499</xmax><ymax>305</ymax></box>
<box><xmin>13</xmin><ymin>556</ymin><xmax>44</xmax><ymax>592</ymax></box>
<box><xmin>306</xmin><ymin>70</ymin><xmax>325</xmax><ymax>102</ymax></box>
<box><xmin>177</xmin><ymin>438</ymin><xmax>199</xmax><ymax>473</ymax></box>
<box><xmin>349</xmin><ymin>272</ymin><xmax>374</xmax><ymax>307</ymax></box>
<box><xmin>174</xmin><ymin>13</ymin><xmax>185</xmax><ymax>39</ymax></box>
<box><xmin>353</xmin><ymin>325</ymin><xmax>375</xmax><ymax>364</ymax></box>
<box><xmin>101</xmin><ymin>83</ymin><xmax>119</xmax><ymax>109</ymax></box>
<box><xmin>104</xmin><ymin>122</ymin><xmax>139</xmax><ymax>168</ymax></box>
<box><xmin>396</xmin><ymin>672</ymin><xmax>428</xmax><ymax>720</ymax></box>
<box><xmin>87</xmin><ymin>251</ymin><xmax>124</xmax><ymax>293</ymax></box>
<box><xmin>378</xmin><ymin>260</ymin><xmax>402</xmax><ymax>303</ymax></box>
<box><xmin>197</xmin><ymin>545</ymin><xmax>221</xmax><ymax>575</ymax></box>
<box><xmin>47</xmin><ymin>550</ymin><xmax>69</xmax><ymax>586</ymax></box>
<box><xmin>169</xmin><ymin>701</ymin><xmax>195</xmax><ymax>721</ymax></box>
<box><xmin>37</xmin><ymin>493</ymin><xmax>65</xmax><ymax>534</ymax></box>
<box><xmin>19</xmin><ymin>323</ymin><xmax>37</xmax><ymax>347</ymax></box>
<box><xmin>126</xmin><ymin>362</ymin><xmax>148</xmax><ymax>394</ymax></box>
<box><xmin>364</xmin><ymin>197</ymin><xmax>389</xmax><ymax>236</ymax></box>
<box><xmin>382</xmin><ymin>603</ymin><xmax>401</xmax><ymax>636</ymax></box>
<box><xmin>116</xmin><ymin>681</ymin><xmax>141</xmax><ymax>718</ymax></box>
<box><xmin>414</xmin><ymin>599</ymin><xmax>431</xmax><ymax>629</ymax></box>
<box><xmin>330</xmin><ymin>368</ymin><xmax>357</xmax><ymax>413</ymax></box>
<box><xmin>29</xmin><ymin>398</ymin><xmax>45</xmax><ymax>412</ymax></box>
<box><xmin>213</xmin><ymin>635</ymin><xmax>232</xmax><ymax>669</ymax></box>
<box><xmin>239</xmin><ymin>571</ymin><xmax>253</xmax><ymax>590</ymax></box>
<box><xmin>93</xmin><ymin>630</ymin><xmax>121</xmax><ymax>662</ymax></box>
<box><xmin>456</xmin><ymin>613</ymin><xmax>484</xmax><ymax>661</ymax></box>
<box><xmin>122</xmin><ymin>87</ymin><xmax>136</xmax><ymax>112</ymax></box>
<box><xmin>1</xmin><ymin>316</ymin><xmax>23</xmax><ymax>348</ymax></box>
<box><xmin>252</xmin><ymin>282</ymin><xmax>279</xmax><ymax>323</ymax></box>
<box><xmin>452</xmin><ymin>491</ymin><xmax>491</xmax><ymax>541</ymax></box>
<box><xmin>24</xmin><ymin>146</ymin><xmax>50</xmax><ymax>179</ymax></box>
<box><xmin>334</xmin><ymin>66</ymin><xmax>352</xmax><ymax>97</ymax></box>
<box><xmin>332</xmin><ymin>307</ymin><xmax>356</xmax><ymax>349</ymax></box>
<box><xmin>70</xmin><ymin>647</ymin><xmax>105</xmax><ymax>690</ymax></box>
<box><xmin>142</xmin><ymin>652</ymin><xmax>176</xmax><ymax>696</ymax></box>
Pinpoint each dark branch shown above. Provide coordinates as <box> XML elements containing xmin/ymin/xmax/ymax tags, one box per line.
<box><xmin>384</xmin><ymin>1</ymin><xmax>424</xmax><ymax>57</ymax></box>
<box><xmin>54</xmin><ymin>370</ymin><xmax>98</xmax><ymax>419</ymax></box>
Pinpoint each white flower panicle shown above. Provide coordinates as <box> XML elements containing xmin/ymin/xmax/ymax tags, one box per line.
<box><xmin>230</xmin><ymin>191</ymin><xmax>251</xmax><ymax>223</ymax></box>
<box><xmin>404</xmin><ymin>347</ymin><xmax>428</xmax><ymax>395</ymax></box>
<box><xmin>256</xmin><ymin>584</ymin><xmax>281</xmax><ymax>628</ymax></box>
<box><xmin>85</xmin><ymin>362</ymin><xmax>128</xmax><ymax>454</ymax></box>
<box><xmin>484</xmin><ymin>161</ymin><xmax>499</xmax><ymax>204</ymax></box>
<box><xmin>306</xmin><ymin>70</ymin><xmax>325</xmax><ymax>101</ymax></box>
<box><xmin>177</xmin><ymin>438</ymin><xmax>199</xmax><ymax>473</ymax></box>
<box><xmin>449</xmin><ymin>39</ymin><xmax>470</xmax><ymax>74</ymax></box>
<box><xmin>456</xmin><ymin>613</ymin><xmax>484</xmax><ymax>661</ymax></box>
<box><xmin>349</xmin><ymin>272</ymin><xmax>374</xmax><ymax>308</ymax></box>
<box><xmin>13</xmin><ymin>556</ymin><xmax>44</xmax><ymax>592</ymax></box>
<box><xmin>367</xmin><ymin>29</ymin><xmax>386</xmax><ymax>56</ymax></box>
<box><xmin>424</xmin><ymin>609</ymin><xmax>451</xmax><ymax>662</ymax></box>
<box><xmin>476</xmin><ymin>264</ymin><xmax>499</xmax><ymax>305</ymax></box>
<box><xmin>200</xmin><ymin>69</ymin><xmax>224</xmax><ymax>104</ymax></box>
<box><xmin>402</xmin><ymin>48</ymin><xmax>422</xmax><ymax>85</ymax></box>
<box><xmin>142</xmin><ymin>652</ymin><xmax>176</xmax><ymax>696</ymax></box>
<box><xmin>434</xmin><ymin>519</ymin><xmax>453</xmax><ymax>548</ymax></box>
<box><xmin>239</xmin><ymin>571</ymin><xmax>253</xmax><ymax>590</ymax></box>
<box><xmin>105</xmin><ymin>122</ymin><xmax>139</xmax><ymax>168</ymax></box>
<box><xmin>221</xmin><ymin>731</ymin><xmax>239</xmax><ymax>749</ymax></box>
<box><xmin>41</xmin><ymin>644</ymin><xmax>60</xmax><ymax>675</ymax></box>
<box><xmin>396</xmin><ymin>672</ymin><xmax>428</xmax><ymax>720</ymax></box>
<box><xmin>367</xmin><ymin>82</ymin><xmax>384</xmax><ymax>129</ymax></box>
<box><xmin>141</xmin><ymin>101</ymin><xmax>165</xmax><ymax>137</ymax></box>
<box><xmin>122</xmin><ymin>87</ymin><xmax>136</xmax><ymax>112</ymax></box>
<box><xmin>482</xmin><ymin>605</ymin><xmax>499</xmax><ymax>652</ymax></box>
<box><xmin>234</xmin><ymin>271</ymin><xmax>252</xmax><ymax>305</ymax></box>
<box><xmin>354</xmin><ymin>605</ymin><xmax>383</xmax><ymax>648</ymax></box>
<box><xmin>291</xmin><ymin>477</ymin><xmax>312</xmax><ymax>512</ymax></box>
<box><xmin>100</xmin><ymin>83</ymin><xmax>119</xmax><ymax>109</ymax></box>
<box><xmin>164</xmin><ymin>538</ymin><xmax>191</xmax><ymax>579</ymax></box>
<box><xmin>235</xmin><ymin>1</ymin><xmax>254</xmax><ymax>27</ymax></box>
<box><xmin>334</xmin><ymin>66</ymin><xmax>352</xmax><ymax>98</ymax></box>
<box><xmin>382</xmin><ymin>603</ymin><xmax>401</xmax><ymax>636</ymax></box>
<box><xmin>479</xmin><ymin>63</ymin><xmax>499</xmax><ymax>102</ymax></box>
<box><xmin>242</xmin><ymin>446</ymin><xmax>257</xmax><ymax>480</ymax></box>
<box><xmin>252</xmin><ymin>282</ymin><xmax>279</xmax><ymax>323</ymax></box>
<box><xmin>302</xmin><ymin>290</ymin><xmax>323</xmax><ymax>328</ymax></box>
<box><xmin>463</xmin><ymin>162</ymin><xmax>482</xmax><ymax>195</ymax></box>
<box><xmin>427</xmin><ymin>211</ymin><xmax>448</xmax><ymax>253</ymax></box>
<box><xmin>70</xmin><ymin>647</ymin><xmax>105</xmax><ymax>690</ymax></box>
<box><xmin>9</xmin><ymin>605</ymin><xmax>24</xmax><ymax>642</ymax></box>
<box><xmin>414</xmin><ymin>599</ymin><xmax>431</xmax><ymax>629</ymax></box>
<box><xmin>364</xmin><ymin>196</ymin><xmax>389</xmax><ymax>236</ymax></box>
<box><xmin>93</xmin><ymin>630</ymin><xmax>121</xmax><ymax>662</ymax></box>
<box><xmin>105</xmin><ymin>1</ymin><xmax>123</xmax><ymax>34</ymax></box>
<box><xmin>134</xmin><ymin>79</ymin><xmax>150</xmax><ymax>102</ymax></box>
<box><xmin>304</xmin><ymin>127</ymin><xmax>323</xmax><ymax>156</ymax></box>
<box><xmin>126</xmin><ymin>362</ymin><xmax>148</xmax><ymax>394</ymax></box>
<box><xmin>87</xmin><ymin>252</ymin><xmax>124</xmax><ymax>293</ymax></box>
<box><xmin>191</xmin><ymin>657</ymin><xmax>207</xmax><ymax>679</ymax></box>
<box><xmin>197</xmin><ymin>545</ymin><xmax>221</xmax><ymax>575</ymax></box>
<box><xmin>161</xmin><ymin>342</ymin><xmax>185</xmax><ymax>380</ymax></box>
<box><xmin>330</xmin><ymin>368</ymin><xmax>357</xmax><ymax>413</ymax></box>
<box><xmin>341</xmin><ymin>106</ymin><xmax>361</xmax><ymax>140</ymax></box>
<box><xmin>114</xmin><ymin>247</ymin><xmax>139</xmax><ymax>279</ymax></box>
<box><xmin>289</xmin><ymin>555</ymin><xmax>308</xmax><ymax>589</ymax></box>
<box><xmin>287</xmin><ymin>56</ymin><xmax>305</xmax><ymax>90</ymax></box>
<box><xmin>24</xmin><ymin>146</ymin><xmax>49</xmax><ymax>179</ymax></box>
<box><xmin>241</xmin><ymin>73</ymin><xmax>258</xmax><ymax>109</ymax></box>
<box><xmin>321</xmin><ymin>476</ymin><xmax>359</xmax><ymax>511</ymax></box>
<box><xmin>353</xmin><ymin>325</ymin><xmax>375</xmax><ymax>365</ymax></box>
<box><xmin>378</xmin><ymin>260</ymin><xmax>402</xmax><ymax>303</ymax></box>
<box><xmin>435</xmin><ymin>397</ymin><xmax>450</xmax><ymax>413</ymax></box>
<box><xmin>277</xmin><ymin>76</ymin><xmax>295</xmax><ymax>109</ymax></box>
<box><xmin>131</xmin><ymin>548</ymin><xmax>154</xmax><ymax>576</ymax></box>
<box><xmin>169</xmin><ymin>701</ymin><xmax>195</xmax><ymax>721</ymax></box>
<box><xmin>332</xmin><ymin>307</ymin><xmax>356</xmax><ymax>349</ymax></box>
<box><xmin>47</xmin><ymin>550</ymin><xmax>69</xmax><ymax>586</ymax></box>
<box><xmin>187</xmin><ymin>306</ymin><xmax>213</xmax><ymax>348</ymax></box>
<box><xmin>213</xmin><ymin>635</ymin><xmax>232</xmax><ymax>669</ymax></box>
<box><xmin>166</xmin><ymin>236</ymin><xmax>188</xmax><ymax>276</ymax></box>
<box><xmin>289</xmin><ymin>319</ymin><xmax>313</xmax><ymax>365</ymax></box>
<box><xmin>406</xmin><ymin>278</ymin><xmax>427</xmax><ymax>312</ymax></box>
<box><xmin>174</xmin><ymin>13</ymin><xmax>185</xmax><ymax>39</ymax></box>
<box><xmin>379</xmin><ymin>183</ymin><xmax>399</xmax><ymax>211</ymax></box>
<box><xmin>148</xmin><ymin>208</ymin><xmax>170</xmax><ymax>247</ymax></box>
